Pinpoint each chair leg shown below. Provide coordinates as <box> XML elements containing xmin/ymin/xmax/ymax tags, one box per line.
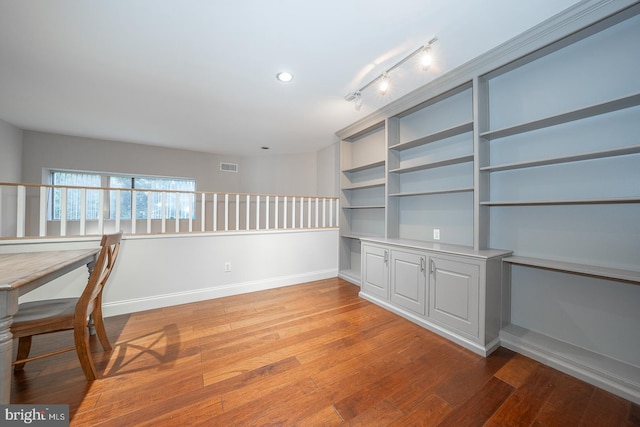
<box><xmin>92</xmin><ymin>305</ymin><xmax>112</xmax><ymax>352</ymax></box>
<box><xmin>74</xmin><ymin>322</ymin><xmax>98</xmax><ymax>381</ymax></box>
<box><xmin>14</xmin><ymin>336</ymin><xmax>32</xmax><ymax>372</ymax></box>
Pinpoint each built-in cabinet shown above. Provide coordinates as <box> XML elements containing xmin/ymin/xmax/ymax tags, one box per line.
<box><xmin>337</xmin><ymin>0</ymin><xmax>640</xmax><ymax>404</ymax></box>
<box><xmin>361</xmin><ymin>239</ymin><xmax>509</xmax><ymax>356</ymax></box>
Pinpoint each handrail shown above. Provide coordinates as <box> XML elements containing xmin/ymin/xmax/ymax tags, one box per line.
<box><xmin>0</xmin><ymin>182</ymin><xmax>339</xmax><ymax>239</ymax></box>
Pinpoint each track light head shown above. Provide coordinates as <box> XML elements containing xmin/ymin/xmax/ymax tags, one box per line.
<box><xmin>379</xmin><ymin>72</ymin><xmax>390</xmax><ymax>94</ymax></box>
<box><xmin>354</xmin><ymin>92</ymin><xmax>362</xmax><ymax>110</ymax></box>
<box><xmin>421</xmin><ymin>45</ymin><xmax>432</xmax><ymax>70</ymax></box>
<box><xmin>344</xmin><ymin>92</ymin><xmax>358</xmax><ymax>102</ymax></box>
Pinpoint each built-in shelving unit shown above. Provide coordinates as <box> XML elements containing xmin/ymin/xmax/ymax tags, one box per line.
<box><xmin>336</xmin><ymin>0</ymin><xmax>640</xmax><ymax>404</ymax></box>
<box><xmin>480</xmin><ymin>2</ymin><xmax>640</xmax><ymax>404</ymax></box>
<box><xmin>338</xmin><ymin>122</ymin><xmax>386</xmax><ymax>284</ymax></box>
<box><xmin>387</xmin><ymin>82</ymin><xmax>475</xmax><ymax>246</ymax></box>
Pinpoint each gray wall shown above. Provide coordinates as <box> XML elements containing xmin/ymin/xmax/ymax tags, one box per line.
<box><xmin>0</xmin><ymin>118</ymin><xmax>22</xmax><ymax>182</ymax></box>
<box><xmin>20</xmin><ymin>130</ymin><xmax>337</xmax><ymax>196</ymax></box>
<box><xmin>316</xmin><ymin>140</ymin><xmax>339</xmax><ymax>198</ymax></box>
<box><xmin>0</xmin><ymin>119</ymin><xmax>22</xmax><ymax>236</ymax></box>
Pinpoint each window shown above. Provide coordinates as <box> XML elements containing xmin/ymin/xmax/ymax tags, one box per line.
<box><xmin>51</xmin><ymin>171</ymin><xmax>196</xmax><ymax>220</ymax></box>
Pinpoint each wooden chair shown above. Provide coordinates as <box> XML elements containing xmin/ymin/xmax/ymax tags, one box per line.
<box><xmin>11</xmin><ymin>232</ymin><xmax>123</xmax><ymax>380</ymax></box>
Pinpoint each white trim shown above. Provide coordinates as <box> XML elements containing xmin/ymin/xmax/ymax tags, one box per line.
<box><xmin>103</xmin><ymin>269</ymin><xmax>338</xmax><ymax>317</ymax></box>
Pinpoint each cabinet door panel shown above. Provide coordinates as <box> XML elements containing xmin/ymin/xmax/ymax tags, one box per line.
<box><xmin>429</xmin><ymin>257</ymin><xmax>479</xmax><ymax>337</ymax></box>
<box><xmin>390</xmin><ymin>250</ymin><xmax>426</xmax><ymax>315</ymax></box>
<box><xmin>362</xmin><ymin>244</ymin><xmax>389</xmax><ymax>299</ymax></box>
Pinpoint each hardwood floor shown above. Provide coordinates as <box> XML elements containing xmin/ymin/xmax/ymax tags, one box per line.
<box><xmin>10</xmin><ymin>278</ymin><xmax>640</xmax><ymax>426</ymax></box>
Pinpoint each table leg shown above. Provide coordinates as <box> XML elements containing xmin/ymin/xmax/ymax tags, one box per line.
<box><xmin>0</xmin><ymin>289</ymin><xmax>19</xmax><ymax>404</ymax></box>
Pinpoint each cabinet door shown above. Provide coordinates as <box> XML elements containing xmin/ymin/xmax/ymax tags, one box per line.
<box><xmin>429</xmin><ymin>256</ymin><xmax>480</xmax><ymax>337</ymax></box>
<box><xmin>390</xmin><ymin>249</ymin><xmax>427</xmax><ymax>315</ymax></box>
<box><xmin>361</xmin><ymin>244</ymin><xmax>389</xmax><ymax>299</ymax></box>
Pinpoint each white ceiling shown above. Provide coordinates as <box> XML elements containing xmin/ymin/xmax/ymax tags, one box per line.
<box><xmin>0</xmin><ymin>0</ymin><xmax>581</xmax><ymax>156</ymax></box>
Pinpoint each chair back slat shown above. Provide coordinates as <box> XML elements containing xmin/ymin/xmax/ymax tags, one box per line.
<box><xmin>77</xmin><ymin>232</ymin><xmax>122</xmax><ymax>319</ymax></box>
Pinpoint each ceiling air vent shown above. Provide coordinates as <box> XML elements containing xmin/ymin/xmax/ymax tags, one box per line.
<box><xmin>220</xmin><ymin>162</ymin><xmax>238</xmax><ymax>173</ymax></box>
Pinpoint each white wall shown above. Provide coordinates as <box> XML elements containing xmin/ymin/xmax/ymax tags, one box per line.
<box><xmin>2</xmin><ymin>229</ymin><xmax>339</xmax><ymax>316</ymax></box>
<box><xmin>0</xmin><ymin>118</ymin><xmax>22</xmax><ymax>236</ymax></box>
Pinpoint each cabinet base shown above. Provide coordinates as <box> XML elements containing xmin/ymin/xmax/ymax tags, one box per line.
<box><xmin>359</xmin><ymin>291</ymin><xmax>500</xmax><ymax>357</ymax></box>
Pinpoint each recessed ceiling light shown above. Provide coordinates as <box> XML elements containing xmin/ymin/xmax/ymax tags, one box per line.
<box><xmin>276</xmin><ymin>72</ymin><xmax>293</xmax><ymax>82</ymax></box>
<box><xmin>261</xmin><ymin>146</ymin><xmax>270</xmax><ymax>150</ymax></box>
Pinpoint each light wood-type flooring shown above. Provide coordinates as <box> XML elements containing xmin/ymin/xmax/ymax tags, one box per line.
<box><xmin>10</xmin><ymin>278</ymin><xmax>640</xmax><ymax>426</ymax></box>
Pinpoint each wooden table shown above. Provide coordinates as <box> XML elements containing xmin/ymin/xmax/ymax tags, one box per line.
<box><xmin>0</xmin><ymin>248</ymin><xmax>100</xmax><ymax>404</ymax></box>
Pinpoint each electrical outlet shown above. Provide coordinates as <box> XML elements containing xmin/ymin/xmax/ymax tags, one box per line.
<box><xmin>433</xmin><ymin>229</ymin><xmax>440</xmax><ymax>240</ymax></box>
<box><xmin>224</xmin><ymin>262</ymin><xmax>231</xmax><ymax>272</ymax></box>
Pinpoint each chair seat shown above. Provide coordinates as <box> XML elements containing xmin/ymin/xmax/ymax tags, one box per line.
<box><xmin>11</xmin><ymin>298</ymin><xmax>78</xmax><ymax>337</ymax></box>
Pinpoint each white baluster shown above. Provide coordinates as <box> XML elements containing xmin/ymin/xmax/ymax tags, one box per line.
<box><xmin>131</xmin><ymin>190</ymin><xmax>137</xmax><ymax>234</ymax></box>
<box><xmin>235</xmin><ymin>194</ymin><xmax>240</xmax><ymax>231</ymax></box>
<box><xmin>201</xmin><ymin>193</ymin><xmax>206</xmax><ymax>232</ymax></box>
<box><xmin>246</xmin><ymin>194</ymin><xmax>250</xmax><ymax>231</ymax></box>
<box><xmin>213</xmin><ymin>193</ymin><xmax>218</xmax><ymax>231</ymax></box>
<box><xmin>16</xmin><ymin>185</ymin><xmax>26</xmax><ymax>238</ymax></box>
<box><xmin>146</xmin><ymin>191</ymin><xmax>152</xmax><ymax>234</ymax></box>
<box><xmin>256</xmin><ymin>195</ymin><xmax>261</xmax><ymax>230</ymax></box>
<box><xmin>283</xmin><ymin>196</ymin><xmax>288</xmax><ymax>229</ymax></box>
<box><xmin>160</xmin><ymin>192</ymin><xmax>166</xmax><ymax>233</ymax></box>
<box><xmin>79</xmin><ymin>188</ymin><xmax>87</xmax><ymax>236</ymax></box>
<box><xmin>98</xmin><ymin>189</ymin><xmax>105</xmax><ymax>234</ymax></box>
<box><xmin>300</xmin><ymin>197</ymin><xmax>304</xmax><ymax>228</ymax></box>
<box><xmin>265</xmin><ymin>196</ymin><xmax>270</xmax><ymax>230</ymax></box>
<box><xmin>274</xmin><ymin>196</ymin><xmax>279</xmax><ymax>230</ymax></box>
<box><xmin>115</xmin><ymin>189</ymin><xmax>122</xmax><ymax>234</ymax></box>
<box><xmin>60</xmin><ymin>187</ymin><xmax>67</xmax><ymax>237</ymax></box>
<box><xmin>291</xmin><ymin>197</ymin><xmax>296</xmax><ymax>229</ymax></box>
<box><xmin>39</xmin><ymin>186</ymin><xmax>47</xmax><ymax>236</ymax></box>
<box><xmin>224</xmin><ymin>193</ymin><xmax>229</xmax><ymax>231</ymax></box>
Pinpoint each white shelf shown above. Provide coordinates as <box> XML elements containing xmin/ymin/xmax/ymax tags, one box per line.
<box><xmin>389</xmin><ymin>122</ymin><xmax>473</xmax><ymax>152</ymax></box>
<box><xmin>390</xmin><ymin>154</ymin><xmax>474</xmax><ymax>174</ymax></box>
<box><xmin>341</xmin><ymin>233</ymin><xmax>384</xmax><ymax>240</ymax></box>
<box><xmin>342</xmin><ymin>160</ymin><xmax>385</xmax><ymax>174</ymax></box>
<box><xmin>341</xmin><ymin>178</ymin><xmax>386</xmax><ymax>190</ymax></box>
<box><xmin>480</xmin><ymin>145</ymin><xmax>640</xmax><ymax>172</ymax></box>
<box><xmin>503</xmin><ymin>255</ymin><xmax>640</xmax><ymax>284</ymax></box>
<box><xmin>480</xmin><ymin>93</ymin><xmax>640</xmax><ymax>141</ymax></box>
<box><xmin>390</xmin><ymin>187</ymin><xmax>474</xmax><ymax>198</ymax></box>
<box><xmin>481</xmin><ymin>197</ymin><xmax>640</xmax><ymax>206</ymax></box>
<box><xmin>341</xmin><ymin>205</ymin><xmax>385</xmax><ymax>210</ymax></box>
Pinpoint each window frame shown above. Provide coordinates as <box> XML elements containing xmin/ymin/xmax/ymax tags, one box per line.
<box><xmin>49</xmin><ymin>170</ymin><xmax>197</xmax><ymax>221</ymax></box>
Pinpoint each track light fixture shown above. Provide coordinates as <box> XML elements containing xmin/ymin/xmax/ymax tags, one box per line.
<box><xmin>345</xmin><ymin>37</ymin><xmax>438</xmax><ymax>110</ymax></box>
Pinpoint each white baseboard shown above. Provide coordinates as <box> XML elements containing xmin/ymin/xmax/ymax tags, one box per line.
<box><xmin>500</xmin><ymin>324</ymin><xmax>640</xmax><ymax>405</ymax></box>
<box><xmin>103</xmin><ymin>269</ymin><xmax>337</xmax><ymax>317</ymax></box>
